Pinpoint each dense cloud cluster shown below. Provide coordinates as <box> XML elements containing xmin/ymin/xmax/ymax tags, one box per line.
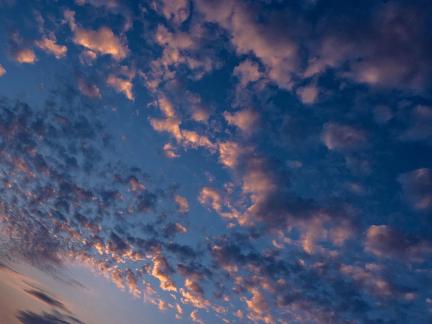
<box><xmin>0</xmin><ymin>0</ymin><xmax>431</xmax><ymax>323</ymax></box>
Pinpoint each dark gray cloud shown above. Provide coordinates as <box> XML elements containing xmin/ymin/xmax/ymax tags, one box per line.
<box><xmin>17</xmin><ymin>310</ymin><xmax>84</xmax><ymax>324</ymax></box>
<box><xmin>399</xmin><ymin>168</ymin><xmax>432</xmax><ymax>211</ymax></box>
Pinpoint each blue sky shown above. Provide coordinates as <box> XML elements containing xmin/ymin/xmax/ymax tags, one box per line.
<box><xmin>0</xmin><ymin>0</ymin><xmax>431</xmax><ymax>323</ymax></box>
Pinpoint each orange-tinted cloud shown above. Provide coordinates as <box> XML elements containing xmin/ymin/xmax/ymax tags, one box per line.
<box><xmin>107</xmin><ymin>75</ymin><xmax>134</xmax><ymax>100</ymax></box>
<box><xmin>65</xmin><ymin>10</ymin><xmax>128</xmax><ymax>60</ymax></box>
<box><xmin>175</xmin><ymin>195</ymin><xmax>189</xmax><ymax>213</ymax></box>
<box><xmin>224</xmin><ymin>109</ymin><xmax>258</xmax><ymax>134</ymax></box>
<box><xmin>77</xmin><ymin>77</ymin><xmax>101</xmax><ymax>98</ymax></box>
<box><xmin>14</xmin><ymin>49</ymin><xmax>36</xmax><ymax>64</ymax></box>
<box><xmin>198</xmin><ymin>187</ymin><xmax>222</xmax><ymax>212</ymax></box>
<box><xmin>36</xmin><ymin>38</ymin><xmax>67</xmax><ymax>59</ymax></box>
<box><xmin>296</xmin><ymin>84</ymin><xmax>319</xmax><ymax>105</ymax></box>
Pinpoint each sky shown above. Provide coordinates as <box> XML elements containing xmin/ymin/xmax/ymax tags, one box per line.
<box><xmin>0</xmin><ymin>0</ymin><xmax>431</xmax><ymax>323</ymax></box>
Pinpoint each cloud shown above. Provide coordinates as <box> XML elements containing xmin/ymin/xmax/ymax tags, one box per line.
<box><xmin>190</xmin><ymin>309</ymin><xmax>203</xmax><ymax>323</ymax></box>
<box><xmin>161</xmin><ymin>0</ymin><xmax>190</xmax><ymax>25</ymax></box>
<box><xmin>149</xmin><ymin>95</ymin><xmax>216</xmax><ymax>151</ymax></box>
<box><xmin>74</xmin><ymin>27</ymin><xmax>128</xmax><ymax>60</ymax></box>
<box><xmin>65</xmin><ymin>10</ymin><xmax>128</xmax><ymax>60</ymax></box>
<box><xmin>306</xmin><ymin>2</ymin><xmax>432</xmax><ymax>90</ymax></box>
<box><xmin>157</xmin><ymin>95</ymin><xmax>176</xmax><ymax>118</ymax></box>
<box><xmin>198</xmin><ymin>187</ymin><xmax>222</xmax><ymax>212</ymax></box>
<box><xmin>24</xmin><ymin>288</ymin><xmax>67</xmax><ymax>311</ymax></box>
<box><xmin>8</xmin><ymin>32</ymin><xmax>37</xmax><ymax>64</ymax></box>
<box><xmin>296</xmin><ymin>84</ymin><xmax>319</xmax><ymax>105</ymax></box>
<box><xmin>234</xmin><ymin>59</ymin><xmax>262</xmax><ymax>86</ymax></box>
<box><xmin>107</xmin><ymin>75</ymin><xmax>134</xmax><ymax>100</ymax></box>
<box><xmin>244</xmin><ymin>287</ymin><xmax>273</xmax><ymax>324</ymax></box>
<box><xmin>17</xmin><ymin>310</ymin><xmax>84</xmax><ymax>324</ymax></box>
<box><xmin>322</xmin><ymin>123</ymin><xmax>367</xmax><ymax>151</ymax></box>
<box><xmin>151</xmin><ymin>254</ymin><xmax>177</xmax><ymax>292</ymax></box>
<box><xmin>340</xmin><ymin>264</ymin><xmax>392</xmax><ymax>297</ymax></box>
<box><xmin>77</xmin><ymin>77</ymin><xmax>101</xmax><ymax>98</ymax></box>
<box><xmin>175</xmin><ymin>195</ymin><xmax>189</xmax><ymax>213</ymax></box>
<box><xmin>150</xmin><ymin>117</ymin><xmax>183</xmax><ymax>141</ymax></box>
<box><xmin>163</xmin><ymin>143</ymin><xmax>179</xmax><ymax>159</ymax></box>
<box><xmin>75</xmin><ymin>0</ymin><xmax>132</xmax><ymax>32</ymax></box>
<box><xmin>398</xmin><ymin>168</ymin><xmax>432</xmax><ymax>211</ymax></box>
<box><xmin>149</xmin><ymin>24</ymin><xmax>218</xmax><ymax>84</ymax></box>
<box><xmin>224</xmin><ymin>109</ymin><xmax>258</xmax><ymax>135</ymax></box>
<box><xmin>35</xmin><ymin>38</ymin><xmax>67</xmax><ymax>59</ymax></box>
<box><xmin>0</xmin><ymin>64</ymin><xmax>6</xmax><ymax>76</ymax></box>
<box><xmin>195</xmin><ymin>0</ymin><xmax>299</xmax><ymax>89</ymax></box>
<box><xmin>14</xmin><ymin>49</ymin><xmax>36</xmax><ymax>64</ymax></box>
<box><xmin>364</xmin><ymin>225</ymin><xmax>431</xmax><ymax>260</ymax></box>
<box><xmin>125</xmin><ymin>269</ymin><xmax>140</xmax><ymax>297</ymax></box>
<box><xmin>184</xmin><ymin>93</ymin><xmax>209</xmax><ymax>122</ymax></box>
<box><xmin>218</xmin><ymin>141</ymin><xmax>243</xmax><ymax>168</ymax></box>
<box><xmin>1</xmin><ymin>2</ymin><xmax>432</xmax><ymax>323</ymax></box>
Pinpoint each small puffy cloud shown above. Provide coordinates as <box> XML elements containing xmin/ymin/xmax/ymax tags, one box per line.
<box><xmin>150</xmin><ymin>117</ymin><xmax>182</xmax><ymax>141</ymax></box>
<box><xmin>198</xmin><ymin>187</ymin><xmax>222</xmax><ymax>212</ymax></box>
<box><xmin>0</xmin><ymin>64</ymin><xmax>5</xmax><ymax>76</ymax></box>
<box><xmin>296</xmin><ymin>84</ymin><xmax>319</xmax><ymax>105</ymax></box>
<box><xmin>66</xmin><ymin>10</ymin><xmax>128</xmax><ymax>60</ymax></box>
<box><xmin>398</xmin><ymin>168</ymin><xmax>432</xmax><ymax>211</ymax></box>
<box><xmin>176</xmin><ymin>303</ymin><xmax>184</xmax><ymax>318</ymax></box>
<box><xmin>77</xmin><ymin>77</ymin><xmax>101</xmax><ymax>98</ymax></box>
<box><xmin>244</xmin><ymin>287</ymin><xmax>273</xmax><ymax>324</ymax></box>
<box><xmin>107</xmin><ymin>75</ymin><xmax>134</xmax><ymax>100</ymax></box>
<box><xmin>74</xmin><ymin>27</ymin><xmax>128</xmax><ymax>60</ymax></box>
<box><xmin>175</xmin><ymin>194</ymin><xmax>189</xmax><ymax>213</ymax></box>
<box><xmin>365</xmin><ymin>225</ymin><xmax>431</xmax><ymax>260</ymax></box>
<box><xmin>9</xmin><ymin>32</ymin><xmax>37</xmax><ymax>64</ymax></box>
<box><xmin>150</xmin><ymin>114</ymin><xmax>216</xmax><ymax>151</ymax></box>
<box><xmin>163</xmin><ymin>143</ymin><xmax>179</xmax><ymax>158</ymax></box>
<box><xmin>14</xmin><ymin>49</ymin><xmax>36</xmax><ymax>64</ymax></box>
<box><xmin>306</xmin><ymin>4</ymin><xmax>432</xmax><ymax>90</ymax></box>
<box><xmin>161</xmin><ymin>0</ymin><xmax>190</xmax><ymax>25</ymax></box>
<box><xmin>128</xmin><ymin>176</ymin><xmax>145</xmax><ymax>192</ymax></box>
<box><xmin>125</xmin><ymin>269</ymin><xmax>140</xmax><ymax>297</ymax></box>
<box><xmin>196</xmin><ymin>0</ymin><xmax>298</xmax><ymax>89</ymax></box>
<box><xmin>185</xmin><ymin>93</ymin><xmax>209</xmax><ymax>122</ymax></box>
<box><xmin>155</xmin><ymin>25</ymin><xmax>194</xmax><ymax>51</ymax></box>
<box><xmin>242</xmin><ymin>159</ymin><xmax>277</xmax><ymax>203</ymax></box>
<box><xmin>158</xmin><ymin>300</ymin><xmax>168</xmax><ymax>311</ymax></box>
<box><xmin>79</xmin><ymin>49</ymin><xmax>97</xmax><ymax>64</ymax></box>
<box><xmin>182</xmin><ymin>130</ymin><xmax>215</xmax><ymax>150</ymax></box>
<box><xmin>340</xmin><ymin>264</ymin><xmax>392</xmax><ymax>296</ymax></box>
<box><xmin>150</xmin><ymin>25</ymin><xmax>216</xmax><ymax>82</ymax></box>
<box><xmin>36</xmin><ymin>38</ymin><xmax>67</xmax><ymax>59</ymax></box>
<box><xmin>190</xmin><ymin>309</ymin><xmax>204</xmax><ymax>324</ymax></box>
<box><xmin>322</xmin><ymin>123</ymin><xmax>367</xmax><ymax>151</ymax></box>
<box><xmin>234</xmin><ymin>59</ymin><xmax>261</xmax><ymax>86</ymax></box>
<box><xmin>224</xmin><ymin>109</ymin><xmax>258</xmax><ymax>134</ymax></box>
<box><xmin>218</xmin><ymin>141</ymin><xmax>243</xmax><ymax>168</ymax></box>
<box><xmin>151</xmin><ymin>255</ymin><xmax>177</xmax><ymax>292</ymax></box>
<box><xmin>191</xmin><ymin>107</ymin><xmax>209</xmax><ymax>122</ymax></box>
<box><xmin>158</xmin><ymin>95</ymin><xmax>176</xmax><ymax>118</ymax></box>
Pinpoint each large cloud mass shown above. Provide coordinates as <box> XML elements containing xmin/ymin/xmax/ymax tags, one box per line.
<box><xmin>0</xmin><ymin>1</ymin><xmax>431</xmax><ymax>323</ymax></box>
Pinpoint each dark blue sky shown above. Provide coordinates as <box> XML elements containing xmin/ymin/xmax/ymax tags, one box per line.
<box><xmin>0</xmin><ymin>0</ymin><xmax>431</xmax><ymax>323</ymax></box>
